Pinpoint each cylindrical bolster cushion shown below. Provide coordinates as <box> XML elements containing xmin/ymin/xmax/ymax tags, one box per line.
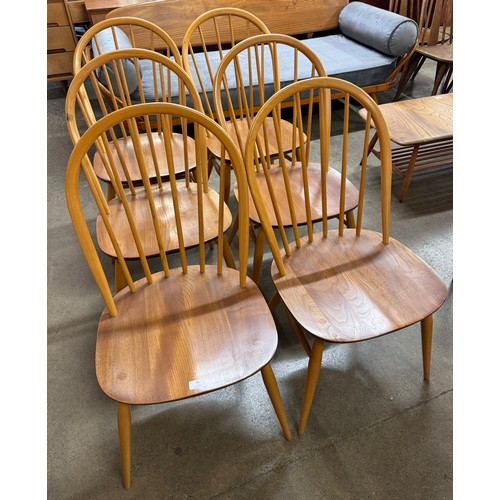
<box><xmin>339</xmin><ymin>2</ymin><xmax>417</xmax><ymax>57</ymax></box>
<box><xmin>91</xmin><ymin>27</ymin><xmax>139</xmax><ymax>94</ymax></box>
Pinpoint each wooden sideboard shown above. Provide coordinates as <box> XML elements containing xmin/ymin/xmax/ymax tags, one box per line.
<box><xmin>47</xmin><ymin>0</ymin><xmax>89</xmax><ymax>86</ymax></box>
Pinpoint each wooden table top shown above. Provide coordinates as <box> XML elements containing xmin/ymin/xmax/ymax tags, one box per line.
<box><xmin>359</xmin><ymin>93</ymin><xmax>453</xmax><ymax>146</ymax></box>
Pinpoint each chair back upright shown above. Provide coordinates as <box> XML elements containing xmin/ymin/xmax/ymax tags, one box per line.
<box><xmin>213</xmin><ymin>33</ymin><xmax>327</xmax><ymax>161</ymax></box>
<box><xmin>418</xmin><ymin>0</ymin><xmax>453</xmax><ymax>47</ymax></box>
<box><xmin>243</xmin><ymin>77</ymin><xmax>393</xmax><ymax>275</ymax></box>
<box><xmin>74</xmin><ymin>17</ymin><xmax>182</xmax><ymax>72</ymax></box>
<box><xmin>182</xmin><ymin>8</ymin><xmax>271</xmax><ymax>122</ymax></box>
<box><xmin>66</xmin><ymin>49</ymin><xmax>205</xmax><ymax>194</ymax></box>
<box><xmin>66</xmin><ymin>103</ymin><xmax>250</xmax><ymax>315</ymax></box>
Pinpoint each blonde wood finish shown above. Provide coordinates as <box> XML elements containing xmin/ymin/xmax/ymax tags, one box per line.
<box><xmin>67</xmin><ymin>48</ymin><xmax>200</xmax><ymax>184</ymax></box>
<box><xmin>66</xmin><ymin>50</ymin><xmax>236</xmax><ymax>289</ymax></box>
<box><xmin>395</xmin><ymin>0</ymin><xmax>453</xmax><ymax>98</ymax></box>
<box><xmin>117</xmin><ymin>403</ymin><xmax>131</xmax><ymax>489</ymax></box>
<box><xmin>73</xmin><ymin>17</ymin><xmax>182</xmax><ymax>73</ymax></box>
<box><xmin>66</xmin><ymin>103</ymin><xmax>291</xmax><ymax>487</ymax></box>
<box><xmin>96</xmin><ymin>185</ymin><xmax>231</xmax><ymax>258</ymax></box>
<box><xmin>213</xmin><ymin>34</ymin><xmax>359</xmax><ymax>281</ymax></box>
<box><xmin>244</xmin><ymin>77</ymin><xmax>448</xmax><ymax>434</ymax></box>
<box><xmin>359</xmin><ymin>93</ymin><xmax>452</xmax><ymax>202</ymax></box>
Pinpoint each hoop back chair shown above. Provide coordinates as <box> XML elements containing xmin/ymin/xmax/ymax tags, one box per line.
<box><xmin>65</xmin><ymin>102</ymin><xmax>292</xmax><ymax>489</ymax></box>
<box><xmin>395</xmin><ymin>0</ymin><xmax>453</xmax><ymax>98</ymax></box>
<box><xmin>244</xmin><ymin>77</ymin><xmax>448</xmax><ymax>434</ymax></box>
<box><xmin>181</xmin><ymin>8</ymin><xmax>271</xmax><ymax>193</ymax></box>
<box><xmin>213</xmin><ymin>33</ymin><xmax>359</xmax><ymax>282</ymax></box>
<box><xmin>67</xmin><ymin>48</ymin><xmax>199</xmax><ymax>191</ymax></box>
<box><xmin>73</xmin><ymin>16</ymin><xmax>182</xmax><ymax>94</ymax></box>
<box><xmin>66</xmin><ymin>50</ymin><xmax>236</xmax><ymax>292</ymax></box>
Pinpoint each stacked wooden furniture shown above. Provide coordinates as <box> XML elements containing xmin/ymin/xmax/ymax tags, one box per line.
<box><xmin>47</xmin><ymin>0</ymin><xmax>88</xmax><ymax>88</ymax></box>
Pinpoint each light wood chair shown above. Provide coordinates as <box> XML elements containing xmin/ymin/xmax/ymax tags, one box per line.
<box><xmin>244</xmin><ymin>77</ymin><xmax>449</xmax><ymax>435</ymax></box>
<box><xmin>181</xmin><ymin>8</ymin><xmax>271</xmax><ymax>196</ymax></box>
<box><xmin>74</xmin><ymin>16</ymin><xmax>181</xmax><ymax>74</ymax></box>
<box><xmin>213</xmin><ymin>33</ymin><xmax>359</xmax><ymax>283</ymax></box>
<box><xmin>394</xmin><ymin>0</ymin><xmax>453</xmax><ymax>99</ymax></box>
<box><xmin>66</xmin><ymin>102</ymin><xmax>292</xmax><ymax>489</ymax></box>
<box><xmin>66</xmin><ymin>49</ymin><xmax>236</xmax><ymax>292</ymax></box>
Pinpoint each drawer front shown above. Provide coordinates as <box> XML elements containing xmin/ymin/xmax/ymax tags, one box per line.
<box><xmin>67</xmin><ymin>0</ymin><xmax>89</xmax><ymax>23</ymax></box>
<box><xmin>47</xmin><ymin>51</ymin><xmax>74</xmax><ymax>77</ymax></box>
<box><xmin>47</xmin><ymin>2</ymin><xmax>69</xmax><ymax>27</ymax></box>
<box><xmin>47</xmin><ymin>26</ymin><xmax>76</xmax><ymax>51</ymax></box>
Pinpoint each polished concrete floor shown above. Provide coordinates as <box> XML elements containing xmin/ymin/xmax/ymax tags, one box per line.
<box><xmin>47</xmin><ymin>60</ymin><xmax>453</xmax><ymax>499</ymax></box>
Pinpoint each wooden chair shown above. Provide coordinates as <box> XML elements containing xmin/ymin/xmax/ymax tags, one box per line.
<box><xmin>65</xmin><ymin>49</ymin><xmax>236</xmax><ymax>291</ymax></box>
<box><xmin>66</xmin><ymin>102</ymin><xmax>292</xmax><ymax>489</ymax></box>
<box><xmin>243</xmin><ymin>77</ymin><xmax>448</xmax><ymax>435</ymax></box>
<box><xmin>74</xmin><ymin>16</ymin><xmax>181</xmax><ymax>73</ymax></box>
<box><xmin>212</xmin><ymin>33</ymin><xmax>359</xmax><ymax>283</ymax></box>
<box><xmin>394</xmin><ymin>0</ymin><xmax>453</xmax><ymax>99</ymax></box>
<box><xmin>181</xmin><ymin>8</ymin><xmax>271</xmax><ymax>196</ymax></box>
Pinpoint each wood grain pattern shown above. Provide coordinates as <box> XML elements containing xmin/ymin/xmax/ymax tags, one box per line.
<box><xmin>93</xmin><ymin>132</ymin><xmax>197</xmax><ymax>183</ymax></box>
<box><xmin>244</xmin><ymin>78</ymin><xmax>447</xmax><ymax>433</ymax></box>
<box><xmin>359</xmin><ymin>93</ymin><xmax>452</xmax><ymax>146</ymax></box>
<box><xmin>106</xmin><ymin>0</ymin><xmax>348</xmax><ymax>47</ymax></box>
<box><xmin>96</xmin><ymin>267</ymin><xmax>278</xmax><ymax>404</ymax></box>
<box><xmin>96</xmin><ymin>185</ymin><xmax>231</xmax><ymax>258</ymax></box>
<box><xmin>237</xmin><ymin>162</ymin><xmax>358</xmax><ymax>227</ymax></box>
<box><xmin>271</xmin><ymin>229</ymin><xmax>448</xmax><ymax>343</ymax></box>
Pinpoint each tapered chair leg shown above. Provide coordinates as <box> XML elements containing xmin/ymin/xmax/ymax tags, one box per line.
<box><xmin>117</xmin><ymin>403</ymin><xmax>132</xmax><ymax>489</ymax></box>
<box><xmin>114</xmin><ymin>259</ymin><xmax>126</xmax><ymax>293</ymax></box>
<box><xmin>345</xmin><ymin>210</ymin><xmax>356</xmax><ymax>229</ymax></box>
<box><xmin>261</xmin><ymin>363</ymin><xmax>292</xmax><ymax>440</ymax></box>
<box><xmin>298</xmin><ymin>338</ymin><xmax>324</xmax><ymax>435</ymax></box>
<box><xmin>222</xmin><ymin>235</ymin><xmax>236</xmax><ymax>269</ymax></box>
<box><xmin>421</xmin><ymin>315</ymin><xmax>433</xmax><ymax>381</ymax></box>
<box><xmin>251</xmin><ymin>227</ymin><xmax>266</xmax><ymax>284</ymax></box>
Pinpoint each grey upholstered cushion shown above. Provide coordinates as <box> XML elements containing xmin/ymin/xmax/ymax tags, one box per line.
<box><xmin>91</xmin><ymin>27</ymin><xmax>139</xmax><ymax>94</ymax></box>
<box><xmin>339</xmin><ymin>2</ymin><xmax>417</xmax><ymax>57</ymax></box>
<box><xmin>134</xmin><ymin>36</ymin><xmax>398</xmax><ymax>106</ymax></box>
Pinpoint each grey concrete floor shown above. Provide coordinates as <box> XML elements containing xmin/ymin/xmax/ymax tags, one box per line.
<box><xmin>47</xmin><ymin>60</ymin><xmax>452</xmax><ymax>499</ymax></box>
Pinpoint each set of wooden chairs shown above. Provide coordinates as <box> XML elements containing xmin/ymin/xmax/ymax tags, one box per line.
<box><xmin>65</xmin><ymin>7</ymin><xmax>448</xmax><ymax>489</ymax></box>
<box><xmin>390</xmin><ymin>0</ymin><xmax>453</xmax><ymax>98</ymax></box>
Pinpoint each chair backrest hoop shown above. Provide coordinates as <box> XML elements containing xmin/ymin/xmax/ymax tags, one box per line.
<box><xmin>66</xmin><ymin>103</ymin><xmax>250</xmax><ymax>315</ymax></box>
<box><xmin>243</xmin><ymin>77</ymin><xmax>393</xmax><ymax>276</ymax></box>
<box><xmin>73</xmin><ymin>16</ymin><xmax>182</xmax><ymax>74</ymax></box>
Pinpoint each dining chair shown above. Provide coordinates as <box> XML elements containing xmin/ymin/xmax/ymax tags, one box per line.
<box><xmin>212</xmin><ymin>33</ymin><xmax>359</xmax><ymax>283</ymax></box>
<box><xmin>243</xmin><ymin>76</ymin><xmax>449</xmax><ymax>434</ymax></box>
<box><xmin>394</xmin><ymin>0</ymin><xmax>453</xmax><ymax>98</ymax></box>
<box><xmin>74</xmin><ymin>16</ymin><xmax>181</xmax><ymax>75</ymax></box>
<box><xmin>65</xmin><ymin>102</ymin><xmax>292</xmax><ymax>489</ymax></box>
<box><xmin>66</xmin><ymin>49</ymin><xmax>236</xmax><ymax>291</ymax></box>
<box><xmin>181</xmin><ymin>8</ymin><xmax>271</xmax><ymax>198</ymax></box>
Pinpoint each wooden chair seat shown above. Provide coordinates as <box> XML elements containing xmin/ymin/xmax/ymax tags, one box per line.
<box><xmin>66</xmin><ymin>103</ymin><xmax>291</xmax><ymax>488</ymax></box>
<box><xmin>93</xmin><ymin>132</ymin><xmax>197</xmax><ymax>184</ymax></box>
<box><xmin>416</xmin><ymin>43</ymin><xmax>453</xmax><ymax>63</ymax></box>
<box><xmin>271</xmin><ymin>229</ymin><xmax>448</xmax><ymax>342</ymax></box>
<box><xmin>207</xmin><ymin>117</ymin><xmax>304</xmax><ymax>162</ymax></box>
<box><xmin>243</xmin><ymin>77</ymin><xmax>449</xmax><ymax>435</ymax></box>
<box><xmin>96</xmin><ymin>185</ymin><xmax>230</xmax><ymax>258</ymax></box>
<box><xmin>96</xmin><ymin>266</ymin><xmax>278</xmax><ymax>405</ymax></box>
<box><xmin>235</xmin><ymin>163</ymin><xmax>359</xmax><ymax>227</ymax></box>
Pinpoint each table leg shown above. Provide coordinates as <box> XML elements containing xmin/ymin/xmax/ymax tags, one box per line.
<box><xmin>361</xmin><ymin>132</ymin><xmax>379</xmax><ymax>165</ymax></box>
<box><xmin>399</xmin><ymin>145</ymin><xmax>420</xmax><ymax>202</ymax></box>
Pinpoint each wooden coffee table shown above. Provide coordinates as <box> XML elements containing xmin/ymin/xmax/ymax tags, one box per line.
<box><xmin>359</xmin><ymin>93</ymin><xmax>453</xmax><ymax>202</ymax></box>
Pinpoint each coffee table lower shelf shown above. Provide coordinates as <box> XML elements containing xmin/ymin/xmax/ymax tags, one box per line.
<box><xmin>369</xmin><ymin>137</ymin><xmax>453</xmax><ymax>202</ymax></box>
